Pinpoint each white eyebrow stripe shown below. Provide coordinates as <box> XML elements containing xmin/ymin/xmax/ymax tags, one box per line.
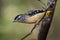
<box><xmin>16</xmin><ymin>16</ymin><xmax>21</xmax><ymax>20</ymax></box>
<box><xmin>18</xmin><ymin>16</ymin><xmax>21</xmax><ymax>18</ymax></box>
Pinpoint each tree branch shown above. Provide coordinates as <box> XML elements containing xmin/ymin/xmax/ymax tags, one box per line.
<box><xmin>38</xmin><ymin>0</ymin><xmax>57</xmax><ymax>40</ymax></box>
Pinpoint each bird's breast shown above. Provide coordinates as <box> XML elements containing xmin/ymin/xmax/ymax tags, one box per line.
<box><xmin>26</xmin><ymin>12</ymin><xmax>45</xmax><ymax>23</ymax></box>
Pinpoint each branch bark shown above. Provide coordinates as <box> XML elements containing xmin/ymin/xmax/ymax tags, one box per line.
<box><xmin>38</xmin><ymin>0</ymin><xmax>57</xmax><ymax>40</ymax></box>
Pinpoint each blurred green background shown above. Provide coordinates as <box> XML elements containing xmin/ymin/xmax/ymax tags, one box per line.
<box><xmin>0</xmin><ymin>0</ymin><xmax>60</xmax><ymax>40</ymax></box>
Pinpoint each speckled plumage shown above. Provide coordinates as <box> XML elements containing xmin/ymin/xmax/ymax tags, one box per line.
<box><xmin>27</xmin><ymin>10</ymin><xmax>45</xmax><ymax>16</ymax></box>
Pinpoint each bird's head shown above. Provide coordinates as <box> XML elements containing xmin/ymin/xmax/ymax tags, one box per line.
<box><xmin>13</xmin><ymin>14</ymin><xmax>23</xmax><ymax>23</ymax></box>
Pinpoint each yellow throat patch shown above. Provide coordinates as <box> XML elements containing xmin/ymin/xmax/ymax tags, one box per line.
<box><xmin>46</xmin><ymin>10</ymin><xmax>52</xmax><ymax>15</ymax></box>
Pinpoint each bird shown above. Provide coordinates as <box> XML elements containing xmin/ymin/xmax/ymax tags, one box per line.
<box><xmin>13</xmin><ymin>0</ymin><xmax>52</xmax><ymax>24</ymax></box>
<box><xmin>13</xmin><ymin>9</ymin><xmax>51</xmax><ymax>24</ymax></box>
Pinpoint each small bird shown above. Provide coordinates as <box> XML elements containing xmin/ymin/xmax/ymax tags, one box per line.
<box><xmin>13</xmin><ymin>0</ymin><xmax>52</xmax><ymax>24</ymax></box>
<box><xmin>13</xmin><ymin>9</ymin><xmax>51</xmax><ymax>24</ymax></box>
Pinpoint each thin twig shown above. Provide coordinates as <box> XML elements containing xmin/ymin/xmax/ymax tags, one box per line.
<box><xmin>21</xmin><ymin>12</ymin><xmax>46</xmax><ymax>40</ymax></box>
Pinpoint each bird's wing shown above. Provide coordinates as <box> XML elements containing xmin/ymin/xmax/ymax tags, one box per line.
<box><xmin>26</xmin><ymin>10</ymin><xmax>45</xmax><ymax>16</ymax></box>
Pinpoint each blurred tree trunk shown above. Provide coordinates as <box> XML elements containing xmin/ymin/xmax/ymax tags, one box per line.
<box><xmin>0</xmin><ymin>0</ymin><xmax>3</xmax><ymax>25</ymax></box>
<box><xmin>38</xmin><ymin>0</ymin><xmax>57</xmax><ymax>40</ymax></box>
<box><xmin>0</xmin><ymin>0</ymin><xmax>3</xmax><ymax>40</ymax></box>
